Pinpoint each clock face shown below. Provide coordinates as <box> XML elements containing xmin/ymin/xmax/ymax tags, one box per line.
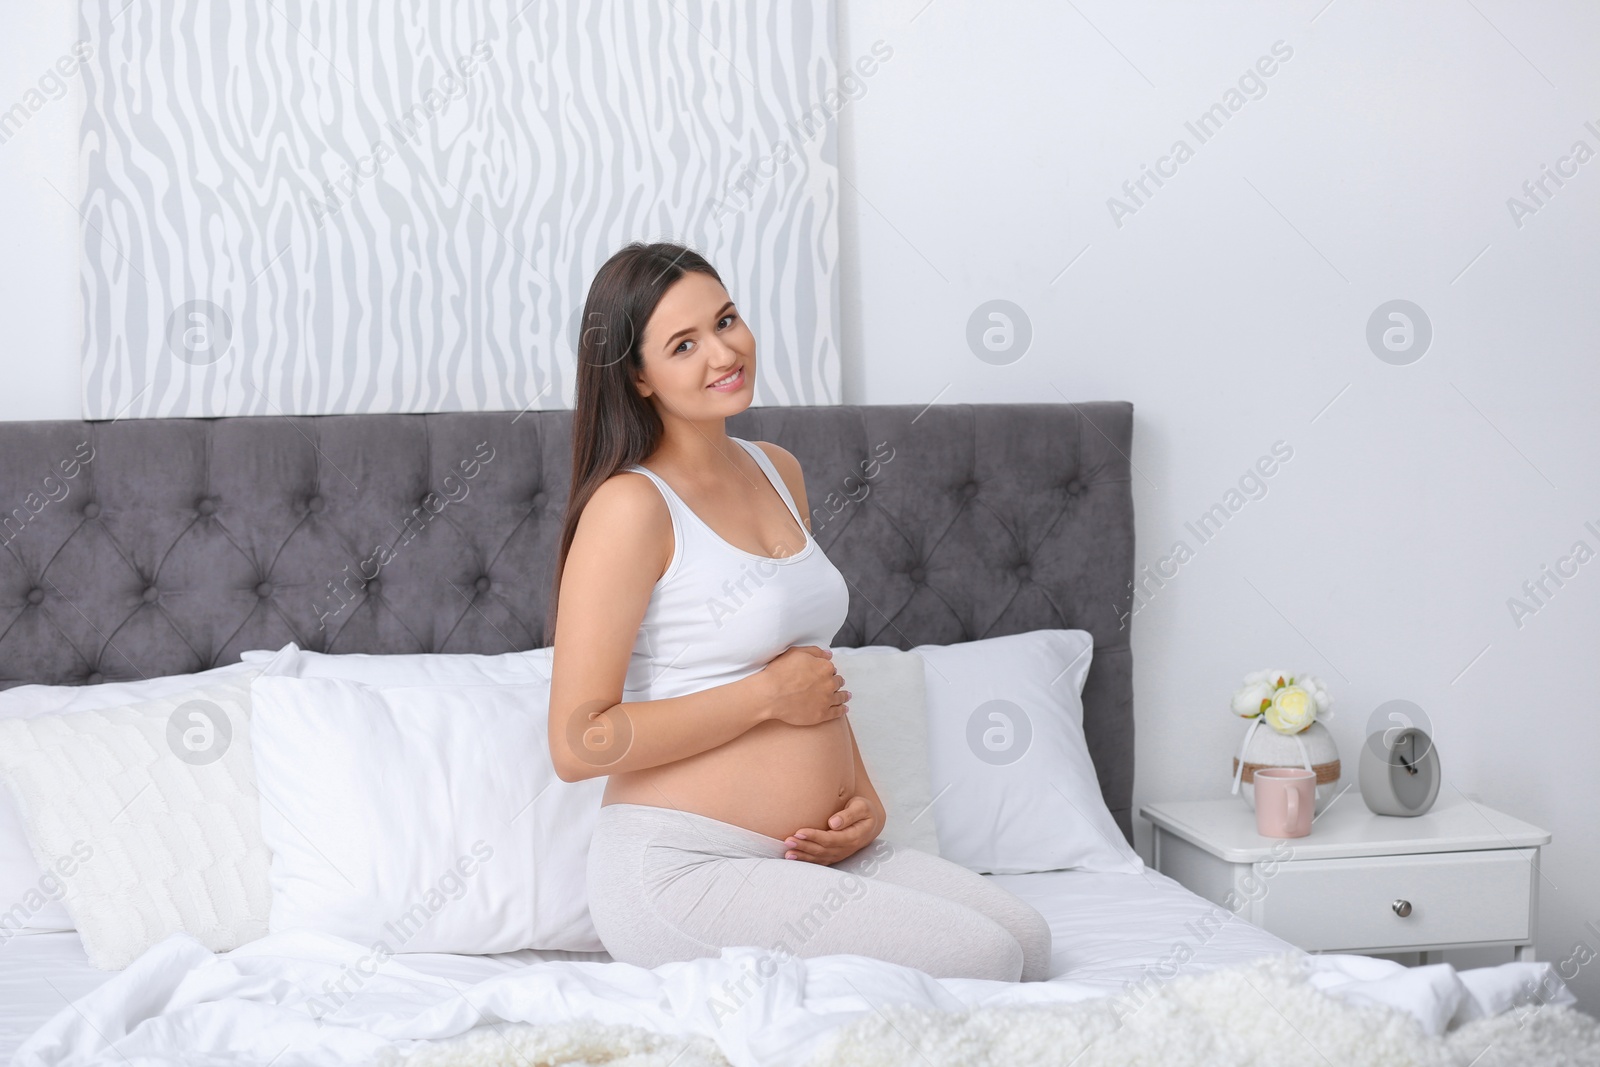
<box><xmin>1388</xmin><ymin>727</ymin><xmax>1439</xmax><ymax>812</ymax></box>
<box><xmin>1360</xmin><ymin>724</ymin><xmax>1442</xmax><ymax>816</ymax></box>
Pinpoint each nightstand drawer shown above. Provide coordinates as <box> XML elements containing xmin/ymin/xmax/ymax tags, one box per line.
<box><xmin>1256</xmin><ymin>849</ymin><xmax>1535</xmax><ymax>952</ymax></box>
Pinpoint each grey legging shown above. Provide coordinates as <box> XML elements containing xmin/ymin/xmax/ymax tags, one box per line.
<box><xmin>585</xmin><ymin>802</ymin><xmax>1053</xmax><ymax>982</ymax></box>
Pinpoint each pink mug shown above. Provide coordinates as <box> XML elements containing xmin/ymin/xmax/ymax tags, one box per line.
<box><xmin>1254</xmin><ymin>767</ymin><xmax>1315</xmax><ymax>838</ymax></box>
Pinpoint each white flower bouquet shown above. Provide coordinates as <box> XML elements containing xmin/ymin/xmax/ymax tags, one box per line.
<box><xmin>1231</xmin><ymin>668</ymin><xmax>1333</xmax><ymax>734</ymax></box>
<box><xmin>1228</xmin><ymin>667</ymin><xmax>1341</xmax><ymax>810</ymax></box>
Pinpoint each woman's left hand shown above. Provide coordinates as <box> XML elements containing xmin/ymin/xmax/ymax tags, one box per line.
<box><xmin>783</xmin><ymin>796</ymin><xmax>880</xmax><ymax>865</ymax></box>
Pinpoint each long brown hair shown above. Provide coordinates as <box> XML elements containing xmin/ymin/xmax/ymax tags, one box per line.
<box><xmin>543</xmin><ymin>241</ymin><xmax>725</xmax><ymax>644</ymax></box>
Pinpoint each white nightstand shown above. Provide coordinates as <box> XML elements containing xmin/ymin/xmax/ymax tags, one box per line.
<box><xmin>1140</xmin><ymin>792</ymin><xmax>1550</xmax><ymax>963</ymax></box>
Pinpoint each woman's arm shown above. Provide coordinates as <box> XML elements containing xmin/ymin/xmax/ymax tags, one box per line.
<box><xmin>548</xmin><ymin>472</ymin><xmax>774</xmax><ymax>783</ymax></box>
<box><xmin>755</xmin><ymin>442</ymin><xmax>888</xmax><ymax>860</ymax></box>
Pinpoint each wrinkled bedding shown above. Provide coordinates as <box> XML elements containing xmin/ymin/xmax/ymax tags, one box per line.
<box><xmin>5</xmin><ymin>867</ymin><xmax>1576</xmax><ymax>1066</ymax></box>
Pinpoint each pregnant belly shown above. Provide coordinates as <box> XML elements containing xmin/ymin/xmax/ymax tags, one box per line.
<box><xmin>601</xmin><ymin>716</ymin><xmax>857</xmax><ymax>842</ymax></box>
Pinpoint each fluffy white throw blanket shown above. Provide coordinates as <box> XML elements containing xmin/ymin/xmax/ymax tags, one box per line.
<box><xmin>382</xmin><ymin>953</ymin><xmax>1600</xmax><ymax>1067</ymax></box>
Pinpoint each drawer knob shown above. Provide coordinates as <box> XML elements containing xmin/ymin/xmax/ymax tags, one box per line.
<box><xmin>1392</xmin><ymin>899</ymin><xmax>1413</xmax><ymax>917</ymax></box>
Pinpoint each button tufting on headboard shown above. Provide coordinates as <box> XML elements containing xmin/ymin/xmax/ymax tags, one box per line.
<box><xmin>0</xmin><ymin>403</ymin><xmax>1137</xmax><ymax>844</ymax></box>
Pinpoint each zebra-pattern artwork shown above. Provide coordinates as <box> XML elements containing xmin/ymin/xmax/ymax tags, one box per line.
<box><xmin>79</xmin><ymin>2</ymin><xmax>841</xmax><ymax>419</ymax></box>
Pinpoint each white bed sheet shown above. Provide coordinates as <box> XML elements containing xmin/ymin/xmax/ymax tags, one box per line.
<box><xmin>0</xmin><ymin>931</ymin><xmax>612</xmax><ymax>1064</ymax></box>
<box><xmin>0</xmin><ymin>865</ymin><xmax>1290</xmax><ymax>1062</ymax></box>
<box><xmin>991</xmin><ymin>864</ymin><xmax>1301</xmax><ymax>988</ymax></box>
<box><xmin>0</xmin><ymin>934</ymin><xmax>108</xmax><ymax>1064</ymax></box>
<box><xmin>2</xmin><ymin>866</ymin><xmax>1568</xmax><ymax>1065</ymax></box>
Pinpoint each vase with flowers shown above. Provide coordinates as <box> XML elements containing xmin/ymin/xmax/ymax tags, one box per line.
<box><xmin>1229</xmin><ymin>668</ymin><xmax>1340</xmax><ymax>814</ymax></box>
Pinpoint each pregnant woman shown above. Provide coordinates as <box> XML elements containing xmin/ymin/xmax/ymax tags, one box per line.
<box><xmin>546</xmin><ymin>241</ymin><xmax>1052</xmax><ymax>982</ymax></box>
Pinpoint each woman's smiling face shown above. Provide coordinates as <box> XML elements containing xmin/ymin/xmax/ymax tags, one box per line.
<box><xmin>633</xmin><ymin>271</ymin><xmax>755</xmax><ymax>417</ymax></box>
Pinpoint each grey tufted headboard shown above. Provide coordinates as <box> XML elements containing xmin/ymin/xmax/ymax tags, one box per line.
<box><xmin>0</xmin><ymin>403</ymin><xmax>1137</xmax><ymax>842</ymax></box>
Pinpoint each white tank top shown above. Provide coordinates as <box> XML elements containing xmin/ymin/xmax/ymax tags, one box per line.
<box><xmin>619</xmin><ymin>437</ymin><xmax>850</xmax><ymax>702</ymax></box>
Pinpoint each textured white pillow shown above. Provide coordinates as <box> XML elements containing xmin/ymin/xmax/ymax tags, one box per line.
<box><xmin>249</xmin><ymin>676</ymin><xmax>604</xmax><ymax>954</ymax></box>
<box><xmin>844</xmin><ymin>631</ymin><xmax>1141</xmax><ymax>875</ymax></box>
<box><xmin>0</xmin><ymin>674</ymin><xmax>274</xmax><ymax>968</ymax></box>
<box><xmin>240</xmin><ymin>644</ymin><xmax>551</xmax><ymax>685</ymax></box>
<box><xmin>829</xmin><ymin>650</ymin><xmax>940</xmax><ymax>856</ymax></box>
<box><xmin>0</xmin><ymin>649</ymin><xmax>290</xmax><ymax>937</ymax></box>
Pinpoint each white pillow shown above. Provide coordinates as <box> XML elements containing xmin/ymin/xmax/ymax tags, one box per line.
<box><xmin>0</xmin><ymin>649</ymin><xmax>291</xmax><ymax>935</ymax></box>
<box><xmin>241</xmin><ymin>644</ymin><xmax>551</xmax><ymax>685</ymax></box>
<box><xmin>0</xmin><ymin>673</ymin><xmax>276</xmax><ymax>968</ymax></box>
<box><xmin>828</xmin><ymin>651</ymin><xmax>940</xmax><ymax>856</ymax></box>
<box><xmin>249</xmin><ymin>676</ymin><xmax>604</xmax><ymax>954</ymax></box>
<box><xmin>844</xmin><ymin>631</ymin><xmax>1140</xmax><ymax>875</ymax></box>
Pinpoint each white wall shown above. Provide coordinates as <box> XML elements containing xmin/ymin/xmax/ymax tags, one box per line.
<box><xmin>4</xmin><ymin>0</ymin><xmax>1597</xmax><ymax>1014</ymax></box>
<box><xmin>834</xmin><ymin>0</ymin><xmax>1600</xmax><ymax>1013</ymax></box>
<box><xmin>0</xmin><ymin>4</ymin><xmax>80</xmax><ymax>421</ymax></box>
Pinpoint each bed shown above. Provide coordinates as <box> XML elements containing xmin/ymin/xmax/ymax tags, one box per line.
<box><xmin>0</xmin><ymin>868</ymin><xmax>1299</xmax><ymax>1057</ymax></box>
<box><xmin>0</xmin><ymin>402</ymin><xmax>1589</xmax><ymax>1065</ymax></box>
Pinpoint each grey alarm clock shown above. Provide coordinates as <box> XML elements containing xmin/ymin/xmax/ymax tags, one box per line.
<box><xmin>1359</xmin><ymin>724</ymin><xmax>1441</xmax><ymax>816</ymax></box>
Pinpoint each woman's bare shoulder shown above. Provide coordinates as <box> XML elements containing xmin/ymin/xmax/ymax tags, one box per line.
<box><xmin>748</xmin><ymin>439</ymin><xmax>794</xmax><ymax>463</ymax></box>
<box><xmin>585</xmin><ymin>467</ymin><xmax>664</xmax><ymax>511</ymax></box>
<box><xmin>571</xmin><ymin>470</ymin><xmax>672</xmax><ymax>557</ymax></box>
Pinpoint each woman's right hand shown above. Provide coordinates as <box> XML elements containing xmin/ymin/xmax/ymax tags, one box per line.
<box><xmin>758</xmin><ymin>646</ymin><xmax>850</xmax><ymax>726</ymax></box>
